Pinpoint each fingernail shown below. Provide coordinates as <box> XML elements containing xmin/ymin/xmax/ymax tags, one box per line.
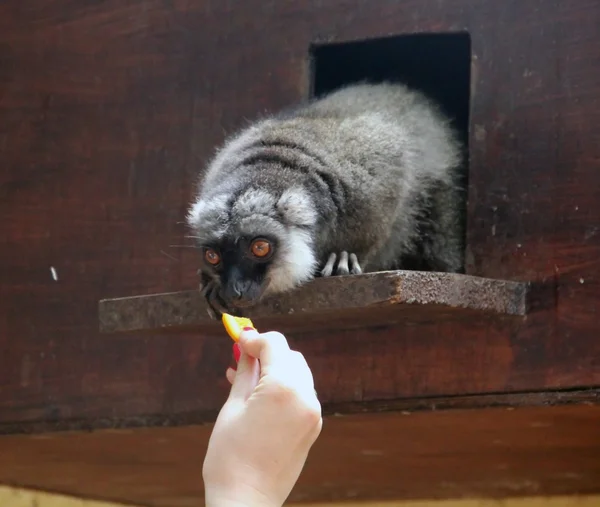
<box><xmin>232</xmin><ymin>342</ymin><xmax>241</xmax><ymax>363</ymax></box>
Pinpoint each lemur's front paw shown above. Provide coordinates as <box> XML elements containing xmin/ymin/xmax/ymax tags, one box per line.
<box><xmin>320</xmin><ymin>251</ymin><xmax>362</xmax><ymax>277</ymax></box>
<box><xmin>198</xmin><ymin>273</ymin><xmax>229</xmax><ymax>320</ymax></box>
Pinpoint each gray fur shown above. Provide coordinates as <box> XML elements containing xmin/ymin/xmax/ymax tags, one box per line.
<box><xmin>187</xmin><ymin>82</ymin><xmax>465</xmax><ymax>315</ymax></box>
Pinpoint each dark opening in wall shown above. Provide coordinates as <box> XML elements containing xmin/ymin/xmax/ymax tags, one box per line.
<box><xmin>309</xmin><ymin>33</ymin><xmax>472</xmax><ymax>272</ymax></box>
<box><xmin>309</xmin><ymin>32</ymin><xmax>471</xmax><ymax>149</ymax></box>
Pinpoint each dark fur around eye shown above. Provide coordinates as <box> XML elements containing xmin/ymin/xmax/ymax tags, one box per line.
<box><xmin>245</xmin><ymin>236</ymin><xmax>277</xmax><ymax>263</ymax></box>
<box><xmin>201</xmin><ymin>246</ymin><xmax>222</xmax><ymax>270</ymax></box>
<box><xmin>248</xmin><ymin>237</ymin><xmax>274</xmax><ymax>261</ymax></box>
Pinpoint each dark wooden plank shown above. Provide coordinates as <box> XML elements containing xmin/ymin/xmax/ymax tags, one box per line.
<box><xmin>1</xmin><ymin>388</ymin><xmax>597</xmax><ymax>436</ymax></box>
<box><xmin>0</xmin><ymin>402</ymin><xmax>599</xmax><ymax>506</ymax></box>
<box><xmin>97</xmin><ymin>271</ymin><xmax>533</xmax><ymax>335</ymax></box>
<box><xmin>0</xmin><ymin>0</ymin><xmax>599</xmax><ymax>432</ymax></box>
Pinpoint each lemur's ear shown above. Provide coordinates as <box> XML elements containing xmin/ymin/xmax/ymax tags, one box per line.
<box><xmin>277</xmin><ymin>188</ymin><xmax>317</xmax><ymax>227</ymax></box>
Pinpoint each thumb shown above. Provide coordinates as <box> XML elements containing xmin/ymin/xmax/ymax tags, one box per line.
<box><xmin>227</xmin><ymin>333</ymin><xmax>260</xmax><ymax>402</ymax></box>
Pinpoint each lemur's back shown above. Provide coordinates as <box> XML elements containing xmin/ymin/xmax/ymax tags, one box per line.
<box><xmin>258</xmin><ymin>82</ymin><xmax>465</xmax><ymax>272</ymax></box>
<box><xmin>269</xmin><ymin>82</ymin><xmax>462</xmax><ymax>189</ymax></box>
<box><xmin>191</xmin><ymin>82</ymin><xmax>465</xmax><ymax>315</ymax></box>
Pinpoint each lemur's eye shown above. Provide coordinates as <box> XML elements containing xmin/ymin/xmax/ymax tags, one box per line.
<box><xmin>250</xmin><ymin>239</ymin><xmax>272</xmax><ymax>258</ymax></box>
<box><xmin>204</xmin><ymin>248</ymin><xmax>221</xmax><ymax>266</ymax></box>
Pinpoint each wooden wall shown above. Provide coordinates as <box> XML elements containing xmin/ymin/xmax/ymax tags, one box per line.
<box><xmin>1</xmin><ymin>0</ymin><xmax>599</xmax><ymax>434</ymax></box>
<box><xmin>1</xmin><ymin>1</ymin><xmax>599</xmax><ymax>504</ymax></box>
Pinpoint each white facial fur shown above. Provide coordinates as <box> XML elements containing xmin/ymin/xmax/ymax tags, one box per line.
<box><xmin>265</xmin><ymin>226</ymin><xmax>317</xmax><ymax>294</ymax></box>
<box><xmin>186</xmin><ymin>186</ymin><xmax>319</xmax><ymax>297</ymax></box>
<box><xmin>265</xmin><ymin>188</ymin><xmax>319</xmax><ymax>293</ymax></box>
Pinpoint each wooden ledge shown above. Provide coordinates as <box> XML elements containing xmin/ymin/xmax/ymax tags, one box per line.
<box><xmin>1</xmin><ymin>400</ymin><xmax>599</xmax><ymax>506</ymax></box>
<box><xmin>99</xmin><ymin>270</ymin><xmax>534</xmax><ymax>335</ymax></box>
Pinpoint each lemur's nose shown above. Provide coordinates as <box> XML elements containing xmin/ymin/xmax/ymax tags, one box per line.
<box><xmin>231</xmin><ymin>285</ymin><xmax>243</xmax><ymax>299</ymax></box>
<box><xmin>231</xmin><ymin>280</ymin><xmax>252</xmax><ymax>301</ymax></box>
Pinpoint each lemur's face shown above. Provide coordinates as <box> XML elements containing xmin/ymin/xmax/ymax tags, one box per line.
<box><xmin>199</xmin><ymin>234</ymin><xmax>278</xmax><ymax>307</ymax></box>
<box><xmin>187</xmin><ymin>186</ymin><xmax>318</xmax><ymax>308</ymax></box>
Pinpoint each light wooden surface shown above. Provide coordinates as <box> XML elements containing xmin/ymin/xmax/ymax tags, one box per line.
<box><xmin>1</xmin><ymin>485</ymin><xmax>599</xmax><ymax>507</ymax></box>
<box><xmin>0</xmin><ymin>485</ymin><xmax>128</xmax><ymax>506</ymax></box>
<box><xmin>314</xmin><ymin>498</ymin><xmax>600</xmax><ymax>507</ymax></box>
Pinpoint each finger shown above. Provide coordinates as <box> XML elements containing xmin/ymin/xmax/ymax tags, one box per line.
<box><xmin>239</xmin><ymin>330</ymin><xmax>292</xmax><ymax>371</ymax></box>
<box><xmin>227</xmin><ymin>347</ymin><xmax>260</xmax><ymax>401</ymax></box>
<box><xmin>225</xmin><ymin>367</ymin><xmax>236</xmax><ymax>385</ymax></box>
<box><xmin>261</xmin><ymin>349</ymin><xmax>316</xmax><ymax>399</ymax></box>
<box><xmin>287</xmin><ymin>350</ymin><xmax>316</xmax><ymax>392</ymax></box>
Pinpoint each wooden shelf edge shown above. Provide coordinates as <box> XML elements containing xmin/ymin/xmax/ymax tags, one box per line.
<box><xmin>2</xmin><ymin>387</ymin><xmax>597</xmax><ymax>436</ymax></box>
<box><xmin>98</xmin><ymin>270</ymin><xmax>537</xmax><ymax>335</ymax></box>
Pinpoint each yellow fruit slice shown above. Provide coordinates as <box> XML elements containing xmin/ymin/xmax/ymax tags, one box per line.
<box><xmin>221</xmin><ymin>313</ymin><xmax>256</xmax><ymax>342</ymax></box>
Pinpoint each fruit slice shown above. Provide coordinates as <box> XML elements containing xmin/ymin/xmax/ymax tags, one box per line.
<box><xmin>222</xmin><ymin>313</ymin><xmax>256</xmax><ymax>342</ymax></box>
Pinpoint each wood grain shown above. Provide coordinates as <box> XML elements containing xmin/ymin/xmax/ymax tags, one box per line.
<box><xmin>3</xmin><ymin>489</ymin><xmax>600</xmax><ymax>507</ymax></box>
<box><xmin>0</xmin><ymin>486</ymin><xmax>130</xmax><ymax>507</ymax></box>
<box><xmin>3</xmin><ymin>490</ymin><xmax>600</xmax><ymax>507</ymax></box>
<box><xmin>0</xmin><ymin>486</ymin><xmax>600</xmax><ymax>507</ymax></box>
<box><xmin>97</xmin><ymin>271</ymin><xmax>532</xmax><ymax>336</ymax></box>
<box><xmin>308</xmin><ymin>498</ymin><xmax>600</xmax><ymax>507</ymax></box>
<box><xmin>0</xmin><ymin>0</ymin><xmax>599</xmax><ymax>433</ymax></box>
<box><xmin>1</xmin><ymin>404</ymin><xmax>599</xmax><ymax>506</ymax></box>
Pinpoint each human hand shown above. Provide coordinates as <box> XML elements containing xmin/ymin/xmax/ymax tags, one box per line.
<box><xmin>203</xmin><ymin>329</ymin><xmax>323</xmax><ymax>507</ymax></box>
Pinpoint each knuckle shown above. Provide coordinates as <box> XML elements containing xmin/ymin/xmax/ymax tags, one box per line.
<box><xmin>290</xmin><ymin>350</ymin><xmax>312</xmax><ymax>373</ymax></box>
<box><xmin>300</xmin><ymin>398</ymin><xmax>323</xmax><ymax>427</ymax></box>
<box><xmin>263</xmin><ymin>379</ymin><xmax>322</xmax><ymax>428</ymax></box>
<box><xmin>262</xmin><ymin>331</ymin><xmax>288</xmax><ymax>346</ymax></box>
<box><xmin>290</xmin><ymin>350</ymin><xmax>306</xmax><ymax>361</ymax></box>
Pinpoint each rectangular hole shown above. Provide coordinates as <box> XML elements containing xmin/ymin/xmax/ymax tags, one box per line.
<box><xmin>309</xmin><ymin>33</ymin><xmax>472</xmax><ymax>272</ymax></box>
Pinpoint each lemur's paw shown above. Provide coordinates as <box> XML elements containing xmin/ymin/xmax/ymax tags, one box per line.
<box><xmin>320</xmin><ymin>251</ymin><xmax>362</xmax><ymax>277</ymax></box>
<box><xmin>199</xmin><ymin>273</ymin><xmax>230</xmax><ymax>320</ymax></box>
